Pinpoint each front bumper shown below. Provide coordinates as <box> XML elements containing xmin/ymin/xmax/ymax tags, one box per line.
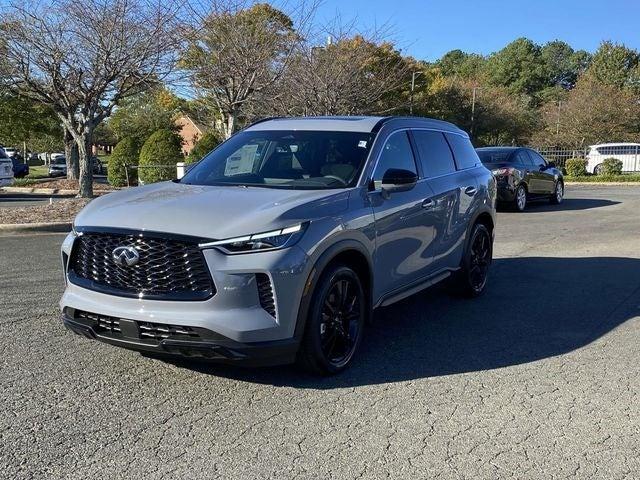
<box><xmin>62</xmin><ymin>308</ymin><xmax>299</xmax><ymax>366</ymax></box>
<box><xmin>60</xmin><ymin>230</ymin><xmax>313</xmax><ymax>363</ymax></box>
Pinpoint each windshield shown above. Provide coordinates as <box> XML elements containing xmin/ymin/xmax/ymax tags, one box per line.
<box><xmin>477</xmin><ymin>150</ymin><xmax>513</xmax><ymax>164</ymax></box>
<box><xmin>181</xmin><ymin>130</ymin><xmax>375</xmax><ymax>190</ymax></box>
<box><xmin>52</xmin><ymin>157</ymin><xmax>66</xmax><ymax>165</ymax></box>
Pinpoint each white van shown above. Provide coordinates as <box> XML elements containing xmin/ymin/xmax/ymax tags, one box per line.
<box><xmin>0</xmin><ymin>147</ymin><xmax>15</xmax><ymax>187</ymax></box>
<box><xmin>586</xmin><ymin>143</ymin><xmax>640</xmax><ymax>174</ymax></box>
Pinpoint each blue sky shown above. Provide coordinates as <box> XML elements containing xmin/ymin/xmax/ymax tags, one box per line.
<box><xmin>316</xmin><ymin>0</ymin><xmax>640</xmax><ymax>61</ymax></box>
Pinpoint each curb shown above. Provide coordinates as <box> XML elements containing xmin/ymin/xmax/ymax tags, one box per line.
<box><xmin>1</xmin><ymin>186</ymin><xmax>78</xmax><ymax>195</ymax></box>
<box><xmin>565</xmin><ymin>182</ymin><xmax>640</xmax><ymax>186</ymax></box>
<box><xmin>0</xmin><ymin>222</ymin><xmax>72</xmax><ymax>234</ymax></box>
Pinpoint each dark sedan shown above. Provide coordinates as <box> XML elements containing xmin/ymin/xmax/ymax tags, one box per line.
<box><xmin>476</xmin><ymin>147</ymin><xmax>564</xmax><ymax>211</ymax></box>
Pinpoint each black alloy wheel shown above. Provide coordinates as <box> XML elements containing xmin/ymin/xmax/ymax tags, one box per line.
<box><xmin>298</xmin><ymin>264</ymin><xmax>366</xmax><ymax>375</ymax></box>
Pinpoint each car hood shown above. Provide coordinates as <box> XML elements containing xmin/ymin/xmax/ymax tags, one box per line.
<box><xmin>74</xmin><ymin>181</ymin><xmax>351</xmax><ymax>240</ymax></box>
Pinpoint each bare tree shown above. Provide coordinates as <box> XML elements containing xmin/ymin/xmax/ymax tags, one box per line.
<box><xmin>181</xmin><ymin>1</ymin><xmax>318</xmax><ymax>138</ymax></box>
<box><xmin>2</xmin><ymin>0</ymin><xmax>181</xmax><ymax>197</ymax></box>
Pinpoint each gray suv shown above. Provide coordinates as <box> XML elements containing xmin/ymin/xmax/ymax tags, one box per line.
<box><xmin>60</xmin><ymin>116</ymin><xmax>496</xmax><ymax>374</ymax></box>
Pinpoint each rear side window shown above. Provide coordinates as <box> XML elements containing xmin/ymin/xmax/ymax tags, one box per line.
<box><xmin>412</xmin><ymin>130</ymin><xmax>456</xmax><ymax>177</ymax></box>
<box><xmin>527</xmin><ymin>150</ymin><xmax>547</xmax><ymax>167</ymax></box>
<box><xmin>515</xmin><ymin>151</ymin><xmax>534</xmax><ymax>166</ymax></box>
<box><xmin>445</xmin><ymin>133</ymin><xmax>480</xmax><ymax>170</ymax></box>
<box><xmin>0</xmin><ymin>149</ymin><xmax>7</xmax><ymax>159</ymax></box>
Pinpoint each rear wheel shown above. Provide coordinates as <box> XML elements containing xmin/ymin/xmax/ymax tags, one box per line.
<box><xmin>514</xmin><ymin>184</ymin><xmax>527</xmax><ymax>211</ymax></box>
<box><xmin>297</xmin><ymin>264</ymin><xmax>366</xmax><ymax>375</ymax></box>
<box><xmin>451</xmin><ymin>223</ymin><xmax>492</xmax><ymax>297</ymax></box>
<box><xmin>550</xmin><ymin>181</ymin><xmax>564</xmax><ymax>204</ymax></box>
<box><xmin>594</xmin><ymin>164</ymin><xmax>603</xmax><ymax>175</ymax></box>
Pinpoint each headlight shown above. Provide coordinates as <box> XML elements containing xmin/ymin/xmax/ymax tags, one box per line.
<box><xmin>199</xmin><ymin>223</ymin><xmax>308</xmax><ymax>254</ymax></box>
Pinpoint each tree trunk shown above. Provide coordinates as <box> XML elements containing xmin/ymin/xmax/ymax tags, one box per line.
<box><xmin>225</xmin><ymin>113</ymin><xmax>235</xmax><ymax>139</ymax></box>
<box><xmin>64</xmin><ymin>128</ymin><xmax>80</xmax><ymax>180</ymax></box>
<box><xmin>76</xmin><ymin>133</ymin><xmax>94</xmax><ymax>198</ymax></box>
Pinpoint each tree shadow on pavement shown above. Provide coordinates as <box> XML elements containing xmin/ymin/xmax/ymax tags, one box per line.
<box><xmin>168</xmin><ymin>256</ymin><xmax>640</xmax><ymax>388</ymax></box>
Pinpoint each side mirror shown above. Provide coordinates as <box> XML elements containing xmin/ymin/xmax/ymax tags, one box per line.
<box><xmin>380</xmin><ymin>168</ymin><xmax>418</xmax><ymax>195</ymax></box>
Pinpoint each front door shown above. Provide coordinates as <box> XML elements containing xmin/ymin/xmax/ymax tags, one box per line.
<box><xmin>370</xmin><ymin>131</ymin><xmax>437</xmax><ymax>298</ymax></box>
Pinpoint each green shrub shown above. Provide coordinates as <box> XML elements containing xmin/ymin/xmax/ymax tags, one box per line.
<box><xmin>599</xmin><ymin>157</ymin><xmax>623</xmax><ymax>175</ymax></box>
<box><xmin>186</xmin><ymin>132</ymin><xmax>223</xmax><ymax>164</ymax></box>
<box><xmin>138</xmin><ymin>129</ymin><xmax>183</xmax><ymax>184</ymax></box>
<box><xmin>564</xmin><ymin>157</ymin><xmax>587</xmax><ymax>177</ymax></box>
<box><xmin>108</xmin><ymin>137</ymin><xmax>140</xmax><ymax>187</ymax></box>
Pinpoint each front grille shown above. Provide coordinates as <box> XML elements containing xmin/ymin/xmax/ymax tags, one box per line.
<box><xmin>256</xmin><ymin>273</ymin><xmax>276</xmax><ymax>318</ymax></box>
<box><xmin>69</xmin><ymin>230</ymin><xmax>215</xmax><ymax>301</ymax></box>
<box><xmin>78</xmin><ymin>311</ymin><xmax>122</xmax><ymax>335</ymax></box>
<box><xmin>138</xmin><ymin>322</ymin><xmax>201</xmax><ymax>341</ymax></box>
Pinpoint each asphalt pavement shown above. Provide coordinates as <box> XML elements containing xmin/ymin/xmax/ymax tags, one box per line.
<box><xmin>1</xmin><ymin>185</ymin><xmax>639</xmax><ymax>479</ymax></box>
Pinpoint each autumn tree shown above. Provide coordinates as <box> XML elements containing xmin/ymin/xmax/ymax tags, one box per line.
<box><xmin>3</xmin><ymin>0</ymin><xmax>180</xmax><ymax>197</ymax></box>
<box><xmin>534</xmin><ymin>76</ymin><xmax>640</xmax><ymax>147</ymax></box>
<box><xmin>265</xmin><ymin>34</ymin><xmax>415</xmax><ymax>117</ymax></box>
<box><xmin>182</xmin><ymin>3</ymin><xmax>301</xmax><ymax>139</ymax></box>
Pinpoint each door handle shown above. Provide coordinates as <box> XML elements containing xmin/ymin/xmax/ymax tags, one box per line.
<box><xmin>464</xmin><ymin>186</ymin><xmax>477</xmax><ymax>196</ymax></box>
<box><xmin>422</xmin><ymin>198</ymin><xmax>434</xmax><ymax>209</ymax></box>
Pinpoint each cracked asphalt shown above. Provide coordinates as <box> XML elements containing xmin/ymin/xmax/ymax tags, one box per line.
<box><xmin>1</xmin><ymin>185</ymin><xmax>639</xmax><ymax>479</ymax></box>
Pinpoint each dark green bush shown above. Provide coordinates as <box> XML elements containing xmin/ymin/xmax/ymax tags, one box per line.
<box><xmin>108</xmin><ymin>137</ymin><xmax>140</xmax><ymax>187</ymax></box>
<box><xmin>186</xmin><ymin>132</ymin><xmax>223</xmax><ymax>164</ymax></box>
<box><xmin>599</xmin><ymin>157</ymin><xmax>623</xmax><ymax>175</ymax></box>
<box><xmin>138</xmin><ymin>129</ymin><xmax>183</xmax><ymax>184</ymax></box>
<box><xmin>564</xmin><ymin>157</ymin><xmax>587</xmax><ymax>177</ymax></box>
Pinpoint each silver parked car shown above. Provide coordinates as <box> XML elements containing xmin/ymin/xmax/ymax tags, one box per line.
<box><xmin>60</xmin><ymin>116</ymin><xmax>497</xmax><ymax>374</ymax></box>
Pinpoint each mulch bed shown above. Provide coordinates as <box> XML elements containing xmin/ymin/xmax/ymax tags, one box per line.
<box><xmin>26</xmin><ymin>179</ymin><xmax>115</xmax><ymax>191</ymax></box>
<box><xmin>0</xmin><ymin>198</ymin><xmax>92</xmax><ymax>224</ymax></box>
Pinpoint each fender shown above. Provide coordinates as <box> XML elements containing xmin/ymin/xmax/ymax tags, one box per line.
<box><xmin>463</xmin><ymin>205</ymin><xmax>496</xmax><ymax>256</ymax></box>
<box><xmin>293</xmin><ymin>239</ymin><xmax>373</xmax><ymax>339</ymax></box>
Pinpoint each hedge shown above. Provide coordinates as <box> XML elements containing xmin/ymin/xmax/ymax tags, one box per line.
<box><xmin>564</xmin><ymin>157</ymin><xmax>587</xmax><ymax>177</ymax></box>
<box><xmin>186</xmin><ymin>132</ymin><xmax>223</xmax><ymax>164</ymax></box>
<box><xmin>599</xmin><ymin>157</ymin><xmax>623</xmax><ymax>176</ymax></box>
<box><xmin>138</xmin><ymin>129</ymin><xmax>183</xmax><ymax>184</ymax></box>
<box><xmin>108</xmin><ymin>137</ymin><xmax>140</xmax><ymax>187</ymax></box>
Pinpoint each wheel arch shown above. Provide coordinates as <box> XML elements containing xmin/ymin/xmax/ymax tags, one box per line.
<box><xmin>294</xmin><ymin>240</ymin><xmax>373</xmax><ymax>338</ymax></box>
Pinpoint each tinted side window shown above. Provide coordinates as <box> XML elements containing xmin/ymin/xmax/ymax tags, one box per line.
<box><xmin>515</xmin><ymin>151</ymin><xmax>534</xmax><ymax>166</ymax></box>
<box><xmin>412</xmin><ymin>130</ymin><xmax>456</xmax><ymax>177</ymax></box>
<box><xmin>373</xmin><ymin>131</ymin><xmax>417</xmax><ymax>181</ymax></box>
<box><xmin>445</xmin><ymin>133</ymin><xmax>479</xmax><ymax>170</ymax></box>
<box><xmin>527</xmin><ymin>150</ymin><xmax>546</xmax><ymax>167</ymax></box>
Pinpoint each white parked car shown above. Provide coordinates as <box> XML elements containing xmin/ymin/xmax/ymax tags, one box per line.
<box><xmin>586</xmin><ymin>143</ymin><xmax>640</xmax><ymax>174</ymax></box>
<box><xmin>0</xmin><ymin>147</ymin><xmax>15</xmax><ymax>187</ymax></box>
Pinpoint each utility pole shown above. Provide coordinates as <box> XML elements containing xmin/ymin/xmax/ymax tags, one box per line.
<box><xmin>410</xmin><ymin>71</ymin><xmax>422</xmax><ymax>115</ymax></box>
<box><xmin>556</xmin><ymin>100</ymin><xmax>562</xmax><ymax>136</ymax></box>
<box><xmin>470</xmin><ymin>86</ymin><xmax>480</xmax><ymax>136</ymax></box>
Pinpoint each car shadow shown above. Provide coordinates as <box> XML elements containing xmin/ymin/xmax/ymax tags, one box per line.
<box><xmin>501</xmin><ymin>198</ymin><xmax>620</xmax><ymax>212</ymax></box>
<box><xmin>162</xmin><ymin>256</ymin><xmax>640</xmax><ymax>389</ymax></box>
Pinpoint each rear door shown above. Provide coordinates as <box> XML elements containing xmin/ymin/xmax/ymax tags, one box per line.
<box><xmin>370</xmin><ymin>130</ymin><xmax>437</xmax><ymax>296</ymax></box>
<box><xmin>412</xmin><ymin>130</ymin><xmax>473</xmax><ymax>272</ymax></box>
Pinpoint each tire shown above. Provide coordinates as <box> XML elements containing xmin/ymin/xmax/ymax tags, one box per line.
<box><xmin>594</xmin><ymin>164</ymin><xmax>603</xmax><ymax>175</ymax></box>
<box><xmin>550</xmin><ymin>180</ymin><xmax>564</xmax><ymax>205</ymax></box>
<box><xmin>297</xmin><ymin>264</ymin><xmax>366</xmax><ymax>375</ymax></box>
<box><xmin>451</xmin><ymin>223</ymin><xmax>492</xmax><ymax>298</ymax></box>
<box><xmin>513</xmin><ymin>184</ymin><xmax>527</xmax><ymax>211</ymax></box>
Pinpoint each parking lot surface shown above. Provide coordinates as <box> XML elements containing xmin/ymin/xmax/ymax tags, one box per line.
<box><xmin>1</xmin><ymin>185</ymin><xmax>639</xmax><ymax>479</ymax></box>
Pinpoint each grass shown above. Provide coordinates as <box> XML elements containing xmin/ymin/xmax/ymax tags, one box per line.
<box><xmin>27</xmin><ymin>165</ymin><xmax>50</xmax><ymax>179</ymax></box>
<box><xmin>565</xmin><ymin>174</ymin><xmax>640</xmax><ymax>183</ymax></box>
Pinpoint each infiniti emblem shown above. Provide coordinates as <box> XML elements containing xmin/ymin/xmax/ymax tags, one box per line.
<box><xmin>112</xmin><ymin>246</ymin><xmax>140</xmax><ymax>267</ymax></box>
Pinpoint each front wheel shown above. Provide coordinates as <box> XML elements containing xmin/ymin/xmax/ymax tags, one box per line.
<box><xmin>297</xmin><ymin>264</ymin><xmax>366</xmax><ymax>375</ymax></box>
<box><xmin>451</xmin><ymin>223</ymin><xmax>493</xmax><ymax>297</ymax></box>
<box><xmin>550</xmin><ymin>181</ymin><xmax>564</xmax><ymax>204</ymax></box>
